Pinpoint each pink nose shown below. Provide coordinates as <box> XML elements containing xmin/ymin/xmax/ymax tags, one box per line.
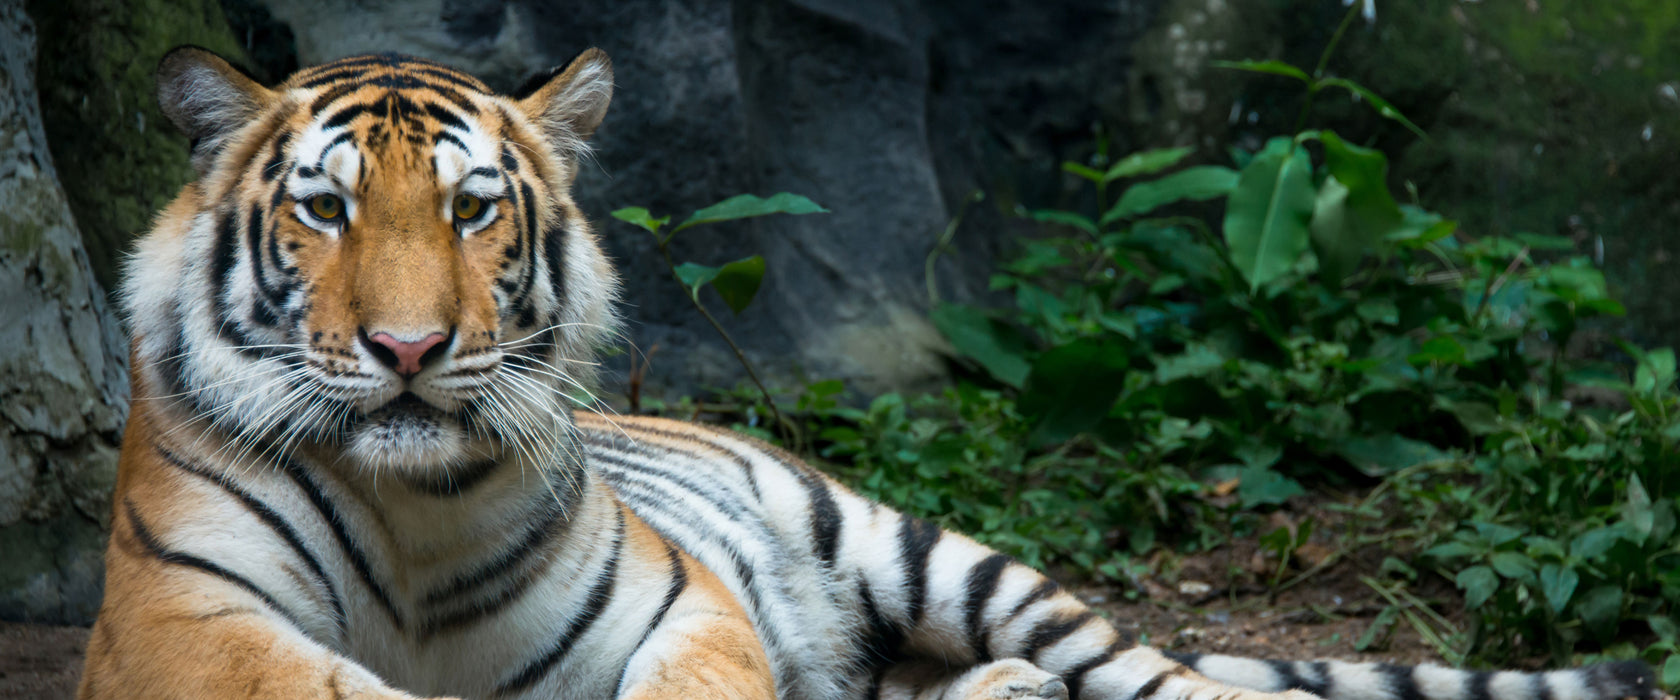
<box><xmin>365</xmin><ymin>331</ymin><xmax>447</xmax><ymax>377</ymax></box>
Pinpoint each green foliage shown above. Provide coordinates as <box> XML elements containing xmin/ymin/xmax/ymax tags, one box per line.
<box><xmin>633</xmin><ymin>46</ymin><xmax>1678</xmax><ymax>682</ymax></box>
<box><xmin>915</xmin><ymin>57</ymin><xmax>1679</xmax><ymax>674</ymax></box>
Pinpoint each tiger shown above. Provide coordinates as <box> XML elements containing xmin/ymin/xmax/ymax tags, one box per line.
<box><xmin>75</xmin><ymin>44</ymin><xmax>1659</xmax><ymax>700</ymax></box>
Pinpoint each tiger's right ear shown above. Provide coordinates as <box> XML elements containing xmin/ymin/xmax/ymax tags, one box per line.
<box><xmin>156</xmin><ymin>46</ymin><xmax>273</xmax><ymax>174</ymax></box>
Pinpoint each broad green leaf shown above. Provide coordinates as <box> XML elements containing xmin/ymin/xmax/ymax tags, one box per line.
<box><xmin>1030</xmin><ymin>209</ymin><xmax>1099</xmax><ymax>236</ymax></box>
<box><xmin>1211</xmin><ymin>59</ymin><xmax>1311</xmax><ymax>83</ymax></box>
<box><xmin>1663</xmin><ymin>656</ymin><xmax>1680</xmax><ymax>692</ymax></box>
<box><xmin>1574</xmin><ymin>586</ymin><xmax>1623</xmax><ymax>639</ymax></box>
<box><xmin>1635</xmin><ymin>348</ymin><xmax>1677</xmax><ymax>394</ymax></box>
<box><xmin>1311</xmin><ymin>131</ymin><xmax>1403</xmax><ymax>286</ymax></box>
<box><xmin>1020</xmin><ymin>340</ymin><xmax>1130</xmax><ymax>445</ymax></box>
<box><xmin>1456</xmin><ymin>565</ymin><xmax>1500</xmax><ymax>609</ymax></box>
<box><xmin>1540</xmin><ymin>564</ymin><xmax>1579</xmax><ymax>613</ymax></box>
<box><xmin>1238</xmin><ymin>466</ymin><xmax>1305</xmax><ymax>508</ymax></box>
<box><xmin>710</xmin><ymin>256</ymin><xmax>766</xmax><ymax>314</ymax></box>
<box><xmin>673</xmin><ymin>262</ymin><xmax>722</xmax><ymax>300</ymax></box>
<box><xmin>611</xmin><ymin>206</ymin><xmax>670</xmax><ymax>234</ymax></box>
<box><xmin>1489</xmin><ymin>552</ymin><xmax>1536</xmax><ymax>580</ymax></box>
<box><xmin>1224</xmin><ymin>137</ymin><xmax>1315</xmax><ymax>292</ymax></box>
<box><xmin>1104</xmin><ymin>146</ymin><xmax>1195</xmax><ymax>181</ymax></box>
<box><xmin>1424</xmin><ymin>542</ymin><xmax>1479</xmax><ymax>559</ymax></box>
<box><xmin>929</xmin><ymin>304</ymin><xmax>1033</xmax><ymax>388</ymax></box>
<box><xmin>1334</xmin><ymin>434</ymin><xmax>1449</xmax><ymax>477</ymax></box>
<box><xmin>672</xmin><ymin>256</ymin><xmax>766</xmax><ymax>314</ymax></box>
<box><xmin>1649</xmin><ymin>614</ymin><xmax>1679</xmax><ymax>643</ymax></box>
<box><xmin>1154</xmin><ymin>342</ymin><xmax>1226</xmax><ymax>383</ymax></box>
<box><xmin>1102</xmin><ymin>166</ymin><xmax>1239</xmax><ymax>224</ymax></box>
<box><xmin>1315</xmin><ymin>77</ymin><xmax>1428</xmax><ymax>140</ymax></box>
<box><xmin>672</xmin><ymin>193</ymin><xmax>828</xmax><ymax>234</ymax></box>
<box><xmin>1624</xmin><ymin>474</ymin><xmax>1654</xmax><ymax>544</ymax></box>
<box><xmin>1474</xmin><ymin>522</ymin><xmax>1526</xmax><ymax>547</ymax></box>
<box><xmin>1570</xmin><ymin>526</ymin><xmax>1624</xmax><ymax>561</ymax></box>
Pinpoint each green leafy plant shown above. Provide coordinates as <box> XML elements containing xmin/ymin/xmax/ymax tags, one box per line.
<box><xmin>612</xmin><ymin>193</ymin><xmax>828</xmax><ymax>440</ymax></box>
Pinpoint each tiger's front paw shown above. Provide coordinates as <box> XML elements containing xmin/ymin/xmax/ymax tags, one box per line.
<box><xmin>948</xmin><ymin>658</ymin><xmax>1069</xmax><ymax>700</ymax></box>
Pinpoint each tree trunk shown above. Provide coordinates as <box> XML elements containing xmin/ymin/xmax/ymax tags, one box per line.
<box><xmin>0</xmin><ymin>0</ymin><xmax>129</xmax><ymax>625</ymax></box>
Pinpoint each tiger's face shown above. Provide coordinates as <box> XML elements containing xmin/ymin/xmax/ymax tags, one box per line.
<box><xmin>125</xmin><ymin>49</ymin><xmax>618</xmax><ymax>478</ymax></box>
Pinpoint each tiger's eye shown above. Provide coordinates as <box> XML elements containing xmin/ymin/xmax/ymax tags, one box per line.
<box><xmin>452</xmin><ymin>194</ymin><xmax>484</xmax><ymax>221</ymax></box>
<box><xmin>308</xmin><ymin>195</ymin><xmax>343</xmax><ymax>221</ymax></box>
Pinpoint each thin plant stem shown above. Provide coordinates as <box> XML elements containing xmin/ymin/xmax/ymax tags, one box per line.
<box><xmin>1293</xmin><ymin>1</ymin><xmax>1363</xmax><ymax>134</ymax></box>
<box><xmin>656</xmin><ymin>241</ymin><xmax>800</xmax><ymax>448</ymax></box>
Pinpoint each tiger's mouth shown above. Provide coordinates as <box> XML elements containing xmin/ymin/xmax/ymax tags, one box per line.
<box><xmin>372</xmin><ymin>392</ymin><xmax>442</xmax><ymax>419</ymax></box>
<box><xmin>345</xmin><ymin>391</ymin><xmax>471</xmax><ymax>469</ymax></box>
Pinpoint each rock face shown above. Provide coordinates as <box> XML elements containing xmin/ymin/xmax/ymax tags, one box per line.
<box><xmin>251</xmin><ymin>0</ymin><xmax>1166</xmax><ymax>395</ymax></box>
<box><xmin>0</xmin><ymin>0</ymin><xmax>130</xmax><ymax>625</ymax></box>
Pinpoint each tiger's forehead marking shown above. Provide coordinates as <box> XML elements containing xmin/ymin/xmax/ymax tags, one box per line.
<box><xmin>280</xmin><ymin>53</ymin><xmax>508</xmax><ymax>198</ymax></box>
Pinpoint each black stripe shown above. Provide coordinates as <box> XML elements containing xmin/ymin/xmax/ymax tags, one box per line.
<box><xmin>1163</xmin><ymin>650</ymin><xmax>1203</xmax><ymax>667</ymax></box>
<box><xmin>616</xmin><ymin>542</ymin><xmax>689</xmax><ymax>693</ymax></box>
<box><xmin>402</xmin><ymin>458</ymin><xmax>505</xmax><ymax>496</ymax></box>
<box><xmin>1009</xmin><ymin>578</ymin><xmax>1062</xmax><ymax>619</ymax></box>
<box><xmin>1307</xmin><ymin>661</ymin><xmax>1333</xmax><ymax>697</ymax></box>
<box><xmin>261</xmin><ymin>132</ymin><xmax>292</xmax><ymax>181</ymax></box>
<box><xmin>468</xmin><ymin>166</ymin><xmax>498</xmax><ymax>179</ymax></box>
<box><xmin>278</xmin><ymin>458</ymin><xmax>404</xmax><ymax>630</ymax></box>
<box><xmin>307</xmin><ymin>81</ymin><xmax>359</xmax><ymax>115</ymax></box>
<box><xmin>857</xmin><ymin>580</ymin><xmax>906</xmax><ymax>665</ymax></box>
<box><xmin>792</xmin><ymin>467</ymin><xmax>843</xmax><ymax>568</ymax></box>
<box><xmin>1133</xmin><ymin>667</ymin><xmax>1179</xmax><ymax>700</ymax></box>
<box><xmin>1065</xmin><ymin>640</ymin><xmax>1127</xmax><ymax>699</ymax></box>
<box><xmin>247</xmin><ymin>204</ymin><xmax>288</xmax><ymax>314</ymax></box>
<box><xmin>586</xmin><ymin>442</ymin><xmax>765</xmax><ymax>528</ymax></box>
<box><xmin>1269</xmin><ymin>659</ymin><xmax>1305</xmax><ymax>692</ymax></box>
<box><xmin>599</xmin><ymin>476</ymin><xmax>788</xmax><ymax>669</ymax></box>
<box><xmin>1380</xmin><ymin>663</ymin><xmax>1424</xmax><ymax>700</ymax></box>
<box><xmin>897</xmin><ymin>516</ymin><xmax>942</xmax><ymax>623</ymax></box>
<box><xmin>155</xmin><ymin>446</ymin><xmax>346</xmax><ymax>633</ymax></box>
<box><xmin>1022</xmin><ymin>611</ymin><xmax>1096</xmax><ymax>662</ymax></box>
<box><xmin>420</xmin><ymin>499</ymin><xmax>566</xmax><ymax>607</ymax></box>
<box><xmin>155</xmin><ymin>311</ymin><xmax>191</xmax><ymax>402</ymax></box>
<box><xmin>209</xmin><ymin>208</ymin><xmax>265</xmax><ymax>357</ymax></box>
<box><xmin>124</xmin><ymin>499</ymin><xmax>309</xmax><ymax>631</ymax></box>
<box><xmin>501</xmin><ymin>145</ymin><xmax>519</xmax><ymax>172</ymax></box>
<box><xmin>604</xmin><ymin>416</ymin><xmax>771</xmax><ymax>505</ymax></box>
<box><xmin>297</xmin><ymin>61</ymin><xmax>485</xmax><ymax>94</ymax></box>
<box><xmin>423</xmin><ymin>82</ymin><xmax>480</xmax><ymax>115</ymax></box>
<box><xmin>962</xmin><ymin>553</ymin><xmax>1011</xmax><ymax>661</ymax></box>
<box><xmin>419</xmin><ymin>567</ymin><xmax>542</xmax><ymax>640</ymax></box>
<box><xmin>1468</xmin><ymin>671</ymin><xmax>1494</xmax><ymax>700</ymax></box>
<box><xmin>418</xmin><ymin>493</ymin><xmax>571</xmax><ymax>607</ymax></box>
<box><xmin>515</xmin><ymin>181</ymin><xmax>538</xmax><ymax>306</ymax></box>
<box><xmin>1532</xmin><ymin>672</ymin><xmax>1552</xmax><ymax>700</ymax></box>
<box><xmin>497</xmin><ymin>510</ymin><xmax>625</xmax><ymax>695</ymax></box>
<box><xmin>322</xmin><ymin>102</ymin><xmax>374</xmax><ymax>130</ymax></box>
<box><xmin>424</xmin><ymin>102</ymin><xmax>468</xmax><ymax>132</ymax></box>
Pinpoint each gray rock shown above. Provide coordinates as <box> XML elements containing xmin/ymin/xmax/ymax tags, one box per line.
<box><xmin>250</xmin><ymin>0</ymin><xmax>1167</xmax><ymax>396</ymax></box>
<box><xmin>0</xmin><ymin>0</ymin><xmax>129</xmax><ymax>625</ymax></box>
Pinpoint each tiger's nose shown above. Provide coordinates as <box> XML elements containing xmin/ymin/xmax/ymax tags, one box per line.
<box><xmin>360</xmin><ymin>328</ymin><xmax>450</xmax><ymax>377</ymax></box>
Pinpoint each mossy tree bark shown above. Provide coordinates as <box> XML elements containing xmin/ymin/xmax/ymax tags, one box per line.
<box><xmin>0</xmin><ymin>0</ymin><xmax>130</xmax><ymax>625</ymax></box>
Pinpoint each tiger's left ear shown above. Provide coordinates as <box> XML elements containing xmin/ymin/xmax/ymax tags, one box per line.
<box><xmin>156</xmin><ymin>46</ymin><xmax>275</xmax><ymax>174</ymax></box>
<box><xmin>514</xmin><ymin>48</ymin><xmax>614</xmax><ymax>153</ymax></box>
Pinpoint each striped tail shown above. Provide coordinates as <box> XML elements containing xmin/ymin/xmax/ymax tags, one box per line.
<box><xmin>1164</xmin><ymin>653</ymin><xmax>1659</xmax><ymax>700</ymax></box>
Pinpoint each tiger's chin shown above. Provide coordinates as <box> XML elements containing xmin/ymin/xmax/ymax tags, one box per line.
<box><xmin>344</xmin><ymin>393</ymin><xmax>473</xmax><ymax>472</ymax></box>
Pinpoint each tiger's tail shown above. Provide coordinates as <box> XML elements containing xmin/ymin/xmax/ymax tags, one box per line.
<box><xmin>1164</xmin><ymin>652</ymin><xmax>1659</xmax><ymax>700</ymax></box>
